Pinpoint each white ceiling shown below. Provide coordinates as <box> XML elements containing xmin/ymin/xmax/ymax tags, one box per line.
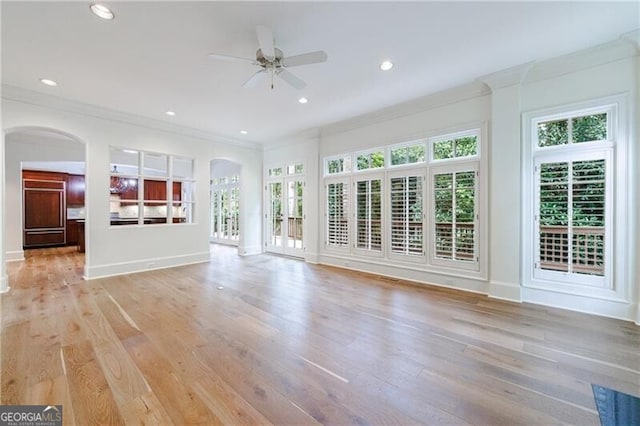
<box><xmin>2</xmin><ymin>2</ymin><xmax>638</xmax><ymax>144</ymax></box>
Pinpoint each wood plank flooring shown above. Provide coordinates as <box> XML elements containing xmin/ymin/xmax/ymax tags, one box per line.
<box><xmin>2</xmin><ymin>245</ymin><xmax>639</xmax><ymax>425</ymax></box>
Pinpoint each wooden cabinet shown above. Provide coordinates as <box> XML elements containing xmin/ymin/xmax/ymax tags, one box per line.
<box><xmin>66</xmin><ymin>174</ymin><xmax>85</xmax><ymax>206</ymax></box>
<box><xmin>119</xmin><ymin>178</ymin><xmax>139</xmax><ymax>200</ymax></box>
<box><xmin>23</xmin><ymin>173</ymin><xmax>66</xmax><ymax>248</ymax></box>
<box><xmin>144</xmin><ymin>179</ymin><xmax>167</xmax><ymax>201</ymax></box>
<box><xmin>172</xmin><ymin>182</ymin><xmax>182</xmax><ymax>201</ymax></box>
<box><xmin>66</xmin><ymin>220</ymin><xmax>79</xmax><ymax>245</ymax></box>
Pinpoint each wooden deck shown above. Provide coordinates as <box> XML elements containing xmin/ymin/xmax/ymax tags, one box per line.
<box><xmin>2</xmin><ymin>245</ymin><xmax>639</xmax><ymax>425</ymax></box>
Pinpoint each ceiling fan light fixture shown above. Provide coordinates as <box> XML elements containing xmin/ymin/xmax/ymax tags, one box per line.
<box><xmin>40</xmin><ymin>78</ymin><xmax>58</xmax><ymax>87</ymax></box>
<box><xmin>90</xmin><ymin>3</ymin><xmax>114</xmax><ymax>20</ymax></box>
<box><xmin>380</xmin><ymin>60</ymin><xmax>394</xmax><ymax>71</ymax></box>
<box><xmin>298</xmin><ymin>97</ymin><xmax>309</xmax><ymax>104</ymax></box>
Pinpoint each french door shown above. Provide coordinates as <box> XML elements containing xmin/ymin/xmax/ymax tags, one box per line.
<box><xmin>210</xmin><ymin>178</ymin><xmax>239</xmax><ymax>245</ymax></box>
<box><xmin>266</xmin><ymin>178</ymin><xmax>304</xmax><ymax>257</ymax></box>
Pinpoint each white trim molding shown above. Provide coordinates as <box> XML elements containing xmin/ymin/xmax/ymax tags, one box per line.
<box><xmin>488</xmin><ymin>281</ymin><xmax>522</xmax><ymax>302</ymax></box>
<box><xmin>524</xmin><ymin>286</ymin><xmax>636</xmax><ymax>323</ymax></box>
<box><xmin>0</xmin><ymin>274</ymin><xmax>9</xmax><ymax>293</ymax></box>
<box><xmin>85</xmin><ymin>251</ymin><xmax>210</xmax><ymax>279</ymax></box>
<box><xmin>238</xmin><ymin>245</ymin><xmax>262</xmax><ymax>256</ymax></box>
<box><xmin>5</xmin><ymin>250</ymin><xmax>25</xmax><ymax>262</ymax></box>
<box><xmin>478</xmin><ymin>62</ymin><xmax>534</xmax><ymax>90</ymax></box>
<box><xmin>1</xmin><ymin>85</ymin><xmax>261</xmax><ymax>150</ymax></box>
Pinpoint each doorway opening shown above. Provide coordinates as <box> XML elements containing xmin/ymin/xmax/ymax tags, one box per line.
<box><xmin>4</xmin><ymin>128</ymin><xmax>87</xmax><ymax>268</ymax></box>
<box><xmin>210</xmin><ymin>159</ymin><xmax>241</xmax><ymax>246</ymax></box>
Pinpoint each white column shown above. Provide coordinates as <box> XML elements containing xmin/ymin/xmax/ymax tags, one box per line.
<box><xmin>238</xmin><ymin>159</ymin><xmax>263</xmax><ymax>256</ymax></box>
<box><xmin>480</xmin><ymin>64</ymin><xmax>532</xmax><ymax>302</ymax></box>
<box><xmin>0</xmin><ymin>131</ymin><xmax>9</xmax><ymax>293</ymax></box>
<box><xmin>620</xmin><ymin>30</ymin><xmax>640</xmax><ymax>324</ymax></box>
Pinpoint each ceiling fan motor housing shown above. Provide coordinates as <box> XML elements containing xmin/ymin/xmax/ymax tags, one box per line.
<box><xmin>257</xmin><ymin>48</ymin><xmax>284</xmax><ymax>68</ymax></box>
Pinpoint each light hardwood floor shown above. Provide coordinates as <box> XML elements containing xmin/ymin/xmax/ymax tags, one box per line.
<box><xmin>2</xmin><ymin>245</ymin><xmax>639</xmax><ymax>425</ymax></box>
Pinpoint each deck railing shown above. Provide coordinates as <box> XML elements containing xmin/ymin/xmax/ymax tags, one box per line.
<box><xmin>539</xmin><ymin>225</ymin><xmax>604</xmax><ymax>275</ymax></box>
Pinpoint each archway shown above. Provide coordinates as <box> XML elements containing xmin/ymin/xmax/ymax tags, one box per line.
<box><xmin>2</xmin><ymin>126</ymin><xmax>88</xmax><ymax>291</ymax></box>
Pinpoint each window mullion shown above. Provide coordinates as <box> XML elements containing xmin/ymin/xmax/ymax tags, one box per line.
<box><xmin>567</xmin><ymin>161</ymin><xmax>574</xmax><ymax>274</ymax></box>
<box><xmin>452</xmin><ymin>172</ymin><xmax>457</xmax><ymax>260</ymax></box>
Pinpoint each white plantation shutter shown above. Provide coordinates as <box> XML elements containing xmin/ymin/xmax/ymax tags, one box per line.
<box><xmin>433</xmin><ymin>170</ymin><xmax>476</xmax><ymax>262</ymax></box>
<box><xmin>536</xmin><ymin>157</ymin><xmax>607</xmax><ymax>281</ymax></box>
<box><xmin>327</xmin><ymin>181</ymin><xmax>349</xmax><ymax>247</ymax></box>
<box><xmin>389</xmin><ymin>175</ymin><xmax>423</xmax><ymax>256</ymax></box>
<box><xmin>355</xmin><ymin>178</ymin><xmax>382</xmax><ymax>252</ymax></box>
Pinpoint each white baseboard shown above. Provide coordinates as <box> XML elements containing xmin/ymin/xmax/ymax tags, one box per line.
<box><xmin>0</xmin><ymin>274</ymin><xmax>9</xmax><ymax>293</ymax></box>
<box><xmin>84</xmin><ymin>251</ymin><xmax>210</xmax><ymax>280</ymax></box>
<box><xmin>318</xmin><ymin>254</ymin><xmax>488</xmax><ymax>295</ymax></box>
<box><xmin>238</xmin><ymin>245</ymin><xmax>262</xmax><ymax>256</ymax></box>
<box><xmin>305</xmin><ymin>252</ymin><xmax>319</xmax><ymax>264</ymax></box>
<box><xmin>523</xmin><ymin>286</ymin><xmax>636</xmax><ymax>322</ymax></box>
<box><xmin>5</xmin><ymin>250</ymin><xmax>25</xmax><ymax>262</ymax></box>
<box><xmin>488</xmin><ymin>280</ymin><xmax>522</xmax><ymax>302</ymax></box>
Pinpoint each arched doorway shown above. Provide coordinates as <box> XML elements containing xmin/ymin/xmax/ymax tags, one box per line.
<box><xmin>2</xmin><ymin>127</ymin><xmax>87</xmax><ymax>289</ymax></box>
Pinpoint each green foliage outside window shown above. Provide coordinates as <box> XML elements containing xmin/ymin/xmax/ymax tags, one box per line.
<box><xmin>538</xmin><ymin>113</ymin><xmax>606</xmax><ymax>147</ymax></box>
<box><xmin>433</xmin><ymin>136</ymin><xmax>477</xmax><ymax>160</ymax></box>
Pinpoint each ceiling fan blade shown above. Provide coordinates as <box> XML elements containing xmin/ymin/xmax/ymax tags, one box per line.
<box><xmin>242</xmin><ymin>69</ymin><xmax>267</xmax><ymax>88</ymax></box>
<box><xmin>256</xmin><ymin>25</ymin><xmax>275</xmax><ymax>60</ymax></box>
<box><xmin>276</xmin><ymin>68</ymin><xmax>306</xmax><ymax>90</ymax></box>
<box><xmin>208</xmin><ymin>53</ymin><xmax>257</xmax><ymax>65</ymax></box>
<box><xmin>282</xmin><ymin>51</ymin><xmax>328</xmax><ymax>68</ymax></box>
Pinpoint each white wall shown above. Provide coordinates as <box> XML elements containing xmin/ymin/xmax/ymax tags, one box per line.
<box><xmin>5</xmin><ymin>132</ymin><xmax>84</xmax><ymax>261</ymax></box>
<box><xmin>210</xmin><ymin>159</ymin><xmax>241</xmax><ymax>179</ymax></box>
<box><xmin>519</xmin><ymin>53</ymin><xmax>639</xmax><ymax>321</ymax></box>
<box><xmin>1</xmin><ymin>92</ymin><xmax>263</xmax><ymax>278</ymax></box>
<box><xmin>310</xmin><ymin>41</ymin><xmax>639</xmax><ymax>322</ymax></box>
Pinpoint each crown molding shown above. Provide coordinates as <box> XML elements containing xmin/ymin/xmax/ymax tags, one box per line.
<box><xmin>621</xmin><ymin>28</ymin><xmax>640</xmax><ymax>53</ymax></box>
<box><xmin>1</xmin><ymin>85</ymin><xmax>262</xmax><ymax>151</ymax></box>
<box><xmin>524</xmin><ymin>36</ymin><xmax>638</xmax><ymax>85</ymax></box>
<box><xmin>478</xmin><ymin>62</ymin><xmax>535</xmax><ymax>90</ymax></box>
<box><xmin>319</xmin><ymin>81</ymin><xmax>491</xmax><ymax>138</ymax></box>
<box><xmin>262</xmin><ymin>127</ymin><xmax>320</xmax><ymax>151</ymax></box>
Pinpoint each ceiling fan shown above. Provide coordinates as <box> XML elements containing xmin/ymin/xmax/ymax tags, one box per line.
<box><xmin>208</xmin><ymin>25</ymin><xmax>328</xmax><ymax>90</ymax></box>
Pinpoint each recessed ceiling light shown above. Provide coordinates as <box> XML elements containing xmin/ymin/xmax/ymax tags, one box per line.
<box><xmin>40</xmin><ymin>78</ymin><xmax>58</xmax><ymax>87</ymax></box>
<box><xmin>240</xmin><ymin>130</ymin><xmax>248</xmax><ymax>135</ymax></box>
<box><xmin>298</xmin><ymin>97</ymin><xmax>309</xmax><ymax>104</ymax></box>
<box><xmin>90</xmin><ymin>4</ymin><xmax>115</xmax><ymax>20</ymax></box>
<box><xmin>165</xmin><ymin>111</ymin><xmax>176</xmax><ymax>116</ymax></box>
<box><xmin>380</xmin><ymin>60</ymin><xmax>394</xmax><ymax>71</ymax></box>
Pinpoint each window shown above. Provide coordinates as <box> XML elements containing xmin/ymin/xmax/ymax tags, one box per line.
<box><xmin>356</xmin><ymin>150</ymin><xmax>384</xmax><ymax>171</ymax></box>
<box><xmin>326</xmin><ymin>155</ymin><xmax>352</xmax><ymax>175</ymax></box>
<box><xmin>287</xmin><ymin>163</ymin><xmax>304</xmax><ymax>175</ymax></box>
<box><xmin>389</xmin><ymin>142</ymin><xmax>425</xmax><ymax>166</ymax></box>
<box><xmin>431</xmin><ymin>131</ymin><xmax>479</xmax><ymax>160</ymax></box>
<box><xmin>527</xmin><ymin>102</ymin><xmax>618</xmax><ymax>291</ymax></box>
<box><xmin>326</xmin><ymin>180</ymin><xmax>349</xmax><ymax>248</ymax></box>
<box><xmin>537</xmin><ymin>112</ymin><xmax>607</xmax><ymax>147</ymax></box>
<box><xmin>321</xmin><ymin>126</ymin><xmax>483</xmax><ymax>275</ymax></box>
<box><xmin>432</xmin><ymin>168</ymin><xmax>477</xmax><ymax>265</ymax></box>
<box><xmin>172</xmin><ymin>157</ymin><xmax>195</xmax><ymax>224</ymax></box>
<box><xmin>109</xmin><ymin>148</ymin><xmax>195</xmax><ymax>226</ymax></box>
<box><xmin>268</xmin><ymin>167</ymin><xmax>283</xmax><ymax>177</ymax></box>
<box><xmin>535</xmin><ymin>155</ymin><xmax>609</xmax><ymax>284</ymax></box>
<box><xmin>389</xmin><ymin>173</ymin><xmax>424</xmax><ymax>257</ymax></box>
<box><xmin>355</xmin><ymin>177</ymin><xmax>382</xmax><ymax>252</ymax></box>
